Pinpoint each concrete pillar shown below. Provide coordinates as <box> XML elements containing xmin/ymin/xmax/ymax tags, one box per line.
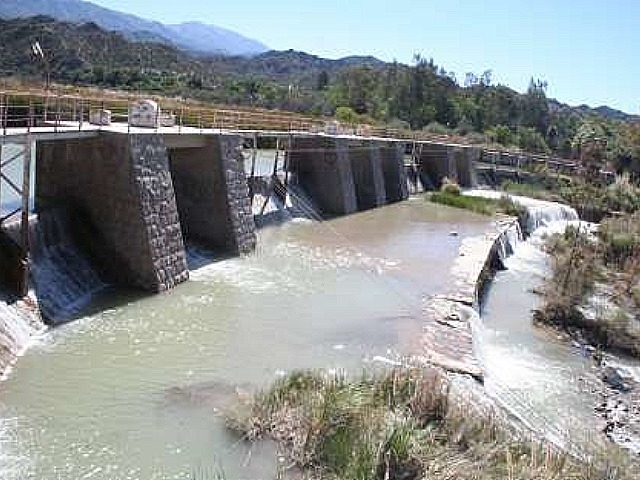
<box><xmin>458</xmin><ymin>146</ymin><xmax>480</xmax><ymax>188</ymax></box>
<box><xmin>381</xmin><ymin>141</ymin><xmax>408</xmax><ymax>203</ymax></box>
<box><xmin>168</xmin><ymin>134</ymin><xmax>256</xmax><ymax>256</ymax></box>
<box><xmin>349</xmin><ymin>140</ymin><xmax>386</xmax><ymax>210</ymax></box>
<box><xmin>36</xmin><ymin>133</ymin><xmax>188</xmax><ymax>292</ymax></box>
<box><xmin>289</xmin><ymin>136</ymin><xmax>357</xmax><ymax>217</ymax></box>
<box><xmin>419</xmin><ymin>142</ymin><xmax>453</xmax><ymax>188</ymax></box>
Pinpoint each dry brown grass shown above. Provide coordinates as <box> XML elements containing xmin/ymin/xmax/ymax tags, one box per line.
<box><xmin>536</xmin><ymin>221</ymin><xmax>640</xmax><ymax>357</ymax></box>
<box><xmin>223</xmin><ymin>368</ymin><xmax>637</xmax><ymax>480</ymax></box>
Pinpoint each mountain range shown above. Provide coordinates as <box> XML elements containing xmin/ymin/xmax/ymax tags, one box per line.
<box><xmin>0</xmin><ymin>1</ymin><xmax>635</xmax><ymax>123</ymax></box>
<box><xmin>0</xmin><ymin>0</ymin><xmax>269</xmax><ymax>56</ymax></box>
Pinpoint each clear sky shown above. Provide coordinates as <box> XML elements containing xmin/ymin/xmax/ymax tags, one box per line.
<box><xmin>87</xmin><ymin>0</ymin><xmax>638</xmax><ymax>114</ymax></box>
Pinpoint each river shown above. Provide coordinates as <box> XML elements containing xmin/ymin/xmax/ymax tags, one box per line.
<box><xmin>479</xmin><ymin>224</ymin><xmax>607</xmax><ymax>455</ymax></box>
<box><xmin>0</xmin><ymin>199</ymin><xmax>492</xmax><ymax>479</ymax></box>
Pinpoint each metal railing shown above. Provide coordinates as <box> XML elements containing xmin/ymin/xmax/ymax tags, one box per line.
<box><xmin>0</xmin><ymin>90</ymin><xmax>332</xmax><ymax>136</ymax></box>
<box><xmin>0</xmin><ymin>89</ymin><xmax>581</xmax><ymax>175</ymax></box>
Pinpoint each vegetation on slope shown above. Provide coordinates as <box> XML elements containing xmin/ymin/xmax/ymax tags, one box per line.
<box><xmin>502</xmin><ymin>173</ymin><xmax>640</xmax><ymax>221</ymax></box>
<box><xmin>3</xmin><ymin>16</ymin><xmax>640</xmax><ymax>174</ymax></box>
<box><xmin>224</xmin><ymin>368</ymin><xmax>636</xmax><ymax>480</ymax></box>
<box><xmin>535</xmin><ymin>217</ymin><xmax>640</xmax><ymax>357</ymax></box>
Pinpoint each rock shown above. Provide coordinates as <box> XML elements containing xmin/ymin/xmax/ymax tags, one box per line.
<box><xmin>449</xmin><ymin>231</ymin><xmax>459</xmax><ymax>237</ymax></box>
<box><xmin>603</xmin><ymin>366</ymin><xmax>633</xmax><ymax>392</ymax></box>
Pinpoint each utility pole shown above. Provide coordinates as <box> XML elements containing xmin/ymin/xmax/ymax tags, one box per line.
<box><xmin>32</xmin><ymin>41</ymin><xmax>50</xmax><ymax>90</ymax></box>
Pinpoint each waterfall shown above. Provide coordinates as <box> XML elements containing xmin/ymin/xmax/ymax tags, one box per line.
<box><xmin>29</xmin><ymin>209</ymin><xmax>108</xmax><ymax>324</ymax></box>
<box><xmin>463</xmin><ymin>189</ymin><xmax>580</xmax><ymax>234</ymax></box>
<box><xmin>467</xmin><ymin>188</ymin><xmax>604</xmax><ymax>456</ymax></box>
<box><xmin>508</xmin><ymin>195</ymin><xmax>579</xmax><ymax>233</ymax></box>
<box><xmin>0</xmin><ymin>297</ymin><xmax>43</xmax><ymax>379</ymax></box>
<box><xmin>494</xmin><ymin>219</ymin><xmax>523</xmax><ymax>262</ymax></box>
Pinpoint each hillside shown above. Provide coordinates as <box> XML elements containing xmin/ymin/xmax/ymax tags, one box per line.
<box><xmin>1</xmin><ymin>16</ymin><xmax>639</xmax><ymax>171</ymax></box>
<box><xmin>0</xmin><ymin>0</ymin><xmax>268</xmax><ymax>56</ymax></box>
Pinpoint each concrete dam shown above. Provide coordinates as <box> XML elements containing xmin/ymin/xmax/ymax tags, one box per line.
<box><xmin>0</xmin><ymin>128</ymin><xmax>578</xmax><ymax>324</ymax></box>
<box><xmin>0</xmin><ymin>93</ymin><xmax>580</xmax><ymax>331</ymax></box>
<box><xmin>3</xmin><ymin>129</ymin><xmax>419</xmax><ymax>322</ymax></box>
<box><xmin>1</xmin><ymin>96</ymin><xmax>613</xmax><ymax>479</ymax></box>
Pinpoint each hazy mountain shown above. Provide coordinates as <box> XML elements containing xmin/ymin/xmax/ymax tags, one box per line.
<box><xmin>165</xmin><ymin>22</ymin><xmax>267</xmax><ymax>56</ymax></box>
<box><xmin>0</xmin><ymin>0</ymin><xmax>269</xmax><ymax>56</ymax></box>
<box><xmin>549</xmin><ymin>99</ymin><xmax>638</xmax><ymax>122</ymax></box>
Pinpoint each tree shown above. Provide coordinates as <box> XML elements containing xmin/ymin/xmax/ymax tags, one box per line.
<box><xmin>316</xmin><ymin>70</ymin><xmax>329</xmax><ymax>90</ymax></box>
<box><xmin>521</xmin><ymin>78</ymin><xmax>550</xmax><ymax>134</ymax></box>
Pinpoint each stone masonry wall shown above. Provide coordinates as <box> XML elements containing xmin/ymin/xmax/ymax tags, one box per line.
<box><xmin>218</xmin><ymin>135</ymin><xmax>257</xmax><ymax>255</ymax></box>
<box><xmin>168</xmin><ymin>134</ymin><xmax>255</xmax><ymax>256</ymax></box>
<box><xmin>169</xmin><ymin>138</ymin><xmax>235</xmax><ymax>252</ymax></box>
<box><xmin>380</xmin><ymin>141</ymin><xmax>409</xmax><ymax>203</ymax></box>
<box><xmin>36</xmin><ymin>133</ymin><xmax>188</xmax><ymax>292</ymax></box>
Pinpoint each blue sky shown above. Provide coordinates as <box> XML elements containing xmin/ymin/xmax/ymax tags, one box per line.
<box><xmin>88</xmin><ymin>0</ymin><xmax>638</xmax><ymax>114</ymax></box>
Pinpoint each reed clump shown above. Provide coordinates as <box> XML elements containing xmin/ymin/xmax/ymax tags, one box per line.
<box><xmin>224</xmin><ymin>368</ymin><xmax>635</xmax><ymax>480</ymax></box>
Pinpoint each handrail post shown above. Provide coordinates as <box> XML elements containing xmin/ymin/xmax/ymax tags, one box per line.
<box><xmin>28</xmin><ymin>97</ymin><xmax>33</xmax><ymax>133</ymax></box>
<box><xmin>0</xmin><ymin>92</ymin><xmax>5</xmax><ymax>136</ymax></box>
<box><xmin>55</xmin><ymin>92</ymin><xmax>60</xmax><ymax>133</ymax></box>
<box><xmin>43</xmin><ymin>93</ymin><xmax>48</xmax><ymax>123</ymax></box>
<box><xmin>72</xmin><ymin>96</ymin><xmax>77</xmax><ymax>127</ymax></box>
<box><xmin>79</xmin><ymin>97</ymin><xmax>84</xmax><ymax>131</ymax></box>
<box><xmin>21</xmin><ymin>137</ymin><xmax>32</xmax><ymax>251</ymax></box>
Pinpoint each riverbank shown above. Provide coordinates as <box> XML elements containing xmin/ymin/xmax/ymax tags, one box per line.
<box><xmin>533</xmin><ymin>213</ymin><xmax>640</xmax><ymax>453</ymax></box>
<box><xmin>224</xmin><ymin>366</ymin><xmax>638</xmax><ymax>479</ymax></box>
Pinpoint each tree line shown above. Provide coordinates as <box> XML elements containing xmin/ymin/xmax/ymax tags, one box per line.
<box><xmin>2</xmin><ymin>16</ymin><xmax>639</xmax><ymax>173</ymax></box>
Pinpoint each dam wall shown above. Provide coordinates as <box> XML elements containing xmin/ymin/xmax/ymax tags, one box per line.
<box><xmin>348</xmin><ymin>140</ymin><xmax>386</xmax><ymax>210</ymax></box>
<box><xmin>288</xmin><ymin>136</ymin><xmax>407</xmax><ymax>217</ymax></box>
<box><xmin>36</xmin><ymin>133</ymin><xmax>189</xmax><ymax>292</ymax></box>
<box><xmin>418</xmin><ymin>142</ymin><xmax>479</xmax><ymax>189</ymax></box>
<box><xmin>169</xmin><ymin>134</ymin><xmax>256</xmax><ymax>255</ymax></box>
<box><xmin>381</xmin><ymin>141</ymin><xmax>409</xmax><ymax>203</ymax></box>
<box><xmin>418</xmin><ymin>218</ymin><xmax>522</xmax><ymax>381</ymax></box>
<box><xmin>289</xmin><ymin>136</ymin><xmax>357</xmax><ymax>217</ymax></box>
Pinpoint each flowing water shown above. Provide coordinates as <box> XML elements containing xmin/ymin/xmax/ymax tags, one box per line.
<box><xmin>30</xmin><ymin>210</ymin><xmax>109</xmax><ymax>323</ymax></box>
<box><xmin>0</xmin><ymin>199</ymin><xmax>492</xmax><ymax>480</ymax></box>
<box><xmin>480</xmin><ymin>227</ymin><xmax>607</xmax><ymax>454</ymax></box>
<box><xmin>0</xmin><ymin>142</ymin><xmax>43</xmax><ymax>383</ymax></box>
<box><xmin>471</xmin><ymin>191</ymin><xmax>610</xmax><ymax>454</ymax></box>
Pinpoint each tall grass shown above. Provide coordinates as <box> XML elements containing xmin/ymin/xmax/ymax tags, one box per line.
<box><xmin>224</xmin><ymin>368</ymin><xmax>636</xmax><ymax>480</ymax></box>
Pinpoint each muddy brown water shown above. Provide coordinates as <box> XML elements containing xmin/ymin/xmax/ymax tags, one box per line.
<box><xmin>0</xmin><ymin>199</ymin><xmax>491</xmax><ymax>479</ymax></box>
